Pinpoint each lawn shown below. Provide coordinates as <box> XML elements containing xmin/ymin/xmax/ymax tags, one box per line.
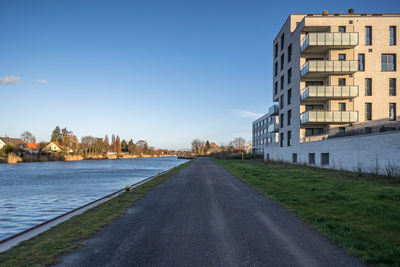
<box><xmin>214</xmin><ymin>159</ymin><xmax>400</xmax><ymax>266</ymax></box>
<box><xmin>0</xmin><ymin>160</ymin><xmax>192</xmax><ymax>267</ymax></box>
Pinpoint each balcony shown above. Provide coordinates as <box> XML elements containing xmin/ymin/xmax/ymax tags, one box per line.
<box><xmin>301</xmin><ymin>32</ymin><xmax>358</xmax><ymax>53</ymax></box>
<box><xmin>301</xmin><ymin>85</ymin><xmax>359</xmax><ymax>101</ymax></box>
<box><xmin>268</xmin><ymin>104</ymin><xmax>279</xmax><ymax>116</ymax></box>
<box><xmin>301</xmin><ymin>111</ymin><xmax>358</xmax><ymax>124</ymax></box>
<box><xmin>267</xmin><ymin>123</ymin><xmax>279</xmax><ymax>133</ymax></box>
<box><xmin>301</xmin><ymin>60</ymin><xmax>358</xmax><ymax>77</ymax></box>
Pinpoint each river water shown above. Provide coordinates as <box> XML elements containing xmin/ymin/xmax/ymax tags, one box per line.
<box><xmin>0</xmin><ymin>157</ymin><xmax>187</xmax><ymax>241</ymax></box>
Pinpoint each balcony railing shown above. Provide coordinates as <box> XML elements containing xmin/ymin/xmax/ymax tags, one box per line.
<box><xmin>268</xmin><ymin>104</ymin><xmax>279</xmax><ymax>116</ymax></box>
<box><xmin>301</xmin><ymin>32</ymin><xmax>358</xmax><ymax>53</ymax></box>
<box><xmin>301</xmin><ymin>60</ymin><xmax>358</xmax><ymax>77</ymax></box>
<box><xmin>301</xmin><ymin>85</ymin><xmax>359</xmax><ymax>101</ymax></box>
<box><xmin>267</xmin><ymin>123</ymin><xmax>279</xmax><ymax>133</ymax></box>
<box><xmin>301</xmin><ymin>111</ymin><xmax>358</xmax><ymax>124</ymax></box>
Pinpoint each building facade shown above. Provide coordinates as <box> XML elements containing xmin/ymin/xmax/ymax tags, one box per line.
<box><xmin>252</xmin><ymin>105</ymin><xmax>280</xmax><ymax>154</ymax></box>
<box><xmin>266</xmin><ymin>12</ymin><xmax>400</xmax><ymax>172</ymax></box>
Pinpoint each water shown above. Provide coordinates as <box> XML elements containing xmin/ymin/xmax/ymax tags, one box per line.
<box><xmin>0</xmin><ymin>157</ymin><xmax>187</xmax><ymax>241</ymax></box>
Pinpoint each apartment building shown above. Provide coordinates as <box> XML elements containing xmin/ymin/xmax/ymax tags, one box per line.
<box><xmin>266</xmin><ymin>11</ymin><xmax>400</xmax><ymax>172</ymax></box>
<box><xmin>252</xmin><ymin>105</ymin><xmax>280</xmax><ymax>154</ymax></box>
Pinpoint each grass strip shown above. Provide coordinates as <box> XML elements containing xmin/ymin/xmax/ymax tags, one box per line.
<box><xmin>213</xmin><ymin>159</ymin><xmax>400</xmax><ymax>266</ymax></box>
<box><xmin>0</xmin><ymin>160</ymin><xmax>192</xmax><ymax>267</ymax></box>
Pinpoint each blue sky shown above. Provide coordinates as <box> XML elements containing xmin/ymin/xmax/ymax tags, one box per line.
<box><xmin>1</xmin><ymin>0</ymin><xmax>399</xmax><ymax>149</ymax></box>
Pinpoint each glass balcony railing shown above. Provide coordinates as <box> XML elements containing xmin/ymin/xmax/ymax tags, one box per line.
<box><xmin>267</xmin><ymin>123</ymin><xmax>279</xmax><ymax>133</ymax></box>
<box><xmin>268</xmin><ymin>104</ymin><xmax>279</xmax><ymax>115</ymax></box>
<box><xmin>301</xmin><ymin>60</ymin><xmax>358</xmax><ymax>77</ymax></box>
<box><xmin>301</xmin><ymin>111</ymin><xmax>358</xmax><ymax>124</ymax></box>
<box><xmin>301</xmin><ymin>85</ymin><xmax>359</xmax><ymax>101</ymax></box>
<box><xmin>301</xmin><ymin>32</ymin><xmax>359</xmax><ymax>53</ymax></box>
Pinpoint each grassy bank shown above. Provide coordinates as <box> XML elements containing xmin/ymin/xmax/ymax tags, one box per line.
<box><xmin>0</xmin><ymin>160</ymin><xmax>192</xmax><ymax>267</ymax></box>
<box><xmin>214</xmin><ymin>159</ymin><xmax>400</xmax><ymax>265</ymax></box>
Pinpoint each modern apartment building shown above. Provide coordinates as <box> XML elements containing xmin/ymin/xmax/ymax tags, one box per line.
<box><xmin>266</xmin><ymin>11</ymin><xmax>400</xmax><ymax>172</ymax></box>
<box><xmin>252</xmin><ymin>105</ymin><xmax>279</xmax><ymax>154</ymax></box>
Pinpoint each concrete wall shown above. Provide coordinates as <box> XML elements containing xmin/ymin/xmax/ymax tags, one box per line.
<box><xmin>264</xmin><ymin>131</ymin><xmax>400</xmax><ymax>174</ymax></box>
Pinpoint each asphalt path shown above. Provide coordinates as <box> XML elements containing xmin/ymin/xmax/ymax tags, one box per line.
<box><xmin>58</xmin><ymin>158</ymin><xmax>363</xmax><ymax>267</ymax></box>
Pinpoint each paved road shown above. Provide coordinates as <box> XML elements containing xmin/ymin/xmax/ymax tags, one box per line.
<box><xmin>58</xmin><ymin>158</ymin><xmax>363</xmax><ymax>267</ymax></box>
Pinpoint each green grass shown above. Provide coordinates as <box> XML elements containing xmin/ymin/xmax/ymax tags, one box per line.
<box><xmin>0</xmin><ymin>160</ymin><xmax>192</xmax><ymax>267</ymax></box>
<box><xmin>213</xmin><ymin>159</ymin><xmax>400</xmax><ymax>266</ymax></box>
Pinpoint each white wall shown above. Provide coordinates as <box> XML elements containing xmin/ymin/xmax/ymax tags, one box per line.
<box><xmin>0</xmin><ymin>139</ymin><xmax>5</xmax><ymax>150</ymax></box>
<box><xmin>264</xmin><ymin>132</ymin><xmax>400</xmax><ymax>174</ymax></box>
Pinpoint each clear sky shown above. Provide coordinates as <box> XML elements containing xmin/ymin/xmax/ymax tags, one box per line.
<box><xmin>1</xmin><ymin>0</ymin><xmax>399</xmax><ymax>149</ymax></box>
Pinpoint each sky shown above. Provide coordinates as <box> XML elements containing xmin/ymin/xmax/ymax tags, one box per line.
<box><xmin>1</xmin><ymin>0</ymin><xmax>399</xmax><ymax>149</ymax></box>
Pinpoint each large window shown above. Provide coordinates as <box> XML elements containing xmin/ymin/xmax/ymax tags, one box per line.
<box><xmin>339</xmin><ymin>78</ymin><xmax>346</xmax><ymax>86</ymax></box>
<box><xmin>274</xmin><ymin>43</ymin><xmax>278</xmax><ymax>58</ymax></box>
<box><xmin>390</xmin><ymin>26</ymin><xmax>397</xmax><ymax>46</ymax></box>
<box><xmin>274</xmin><ymin>62</ymin><xmax>278</xmax><ymax>77</ymax></box>
<box><xmin>287</xmin><ymin>68</ymin><xmax>292</xmax><ymax>84</ymax></box>
<box><xmin>287</xmin><ymin>110</ymin><xmax>292</xmax><ymax>126</ymax></box>
<box><xmin>358</xmin><ymin>54</ymin><xmax>365</xmax><ymax>71</ymax></box>
<box><xmin>280</xmin><ymin>75</ymin><xmax>284</xmax><ymax>90</ymax></box>
<box><xmin>287</xmin><ymin>131</ymin><xmax>291</xmax><ymax>147</ymax></box>
<box><xmin>365</xmin><ymin>103</ymin><xmax>372</xmax><ymax>121</ymax></box>
<box><xmin>274</xmin><ymin>81</ymin><xmax>278</xmax><ymax>95</ymax></box>
<box><xmin>365</xmin><ymin>26</ymin><xmax>372</xmax><ymax>45</ymax></box>
<box><xmin>321</xmin><ymin>153</ymin><xmax>329</xmax><ymax>166</ymax></box>
<box><xmin>339</xmin><ymin>26</ymin><xmax>346</xmax><ymax>33</ymax></box>
<box><xmin>390</xmin><ymin>78</ymin><xmax>397</xmax><ymax>96</ymax></box>
<box><xmin>288</xmin><ymin>44</ymin><xmax>292</xmax><ymax>62</ymax></box>
<box><xmin>390</xmin><ymin>103</ymin><xmax>397</xmax><ymax>121</ymax></box>
<box><xmin>287</xmin><ymin>89</ymin><xmax>292</xmax><ymax>105</ymax></box>
<box><xmin>280</xmin><ymin>132</ymin><xmax>284</xmax><ymax>147</ymax></box>
<box><xmin>280</xmin><ymin>94</ymin><xmax>284</xmax><ymax>109</ymax></box>
<box><xmin>280</xmin><ymin>113</ymin><xmax>284</xmax><ymax>128</ymax></box>
<box><xmin>308</xmin><ymin>153</ymin><xmax>315</xmax><ymax>164</ymax></box>
<box><xmin>365</xmin><ymin>78</ymin><xmax>372</xmax><ymax>96</ymax></box>
<box><xmin>306</xmin><ymin>105</ymin><xmax>324</xmax><ymax>111</ymax></box>
<box><xmin>281</xmin><ymin>33</ymin><xmax>284</xmax><ymax>50</ymax></box>
<box><xmin>281</xmin><ymin>54</ymin><xmax>285</xmax><ymax>70</ymax></box>
<box><xmin>381</xmin><ymin>54</ymin><xmax>396</xmax><ymax>71</ymax></box>
<box><xmin>305</xmin><ymin>128</ymin><xmax>323</xmax><ymax>136</ymax></box>
<box><xmin>339</xmin><ymin>54</ymin><xmax>346</xmax><ymax>61</ymax></box>
<box><xmin>338</xmin><ymin>103</ymin><xmax>346</xmax><ymax>111</ymax></box>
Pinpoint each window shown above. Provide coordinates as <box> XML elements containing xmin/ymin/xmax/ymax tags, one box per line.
<box><xmin>287</xmin><ymin>89</ymin><xmax>292</xmax><ymax>105</ymax></box>
<box><xmin>305</xmin><ymin>128</ymin><xmax>323</xmax><ymax>136</ymax></box>
<box><xmin>382</xmin><ymin>54</ymin><xmax>396</xmax><ymax>71</ymax></box>
<box><xmin>390</xmin><ymin>26</ymin><xmax>397</xmax><ymax>46</ymax></box>
<box><xmin>274</xmin><ymin>81</ymin><xmax>278</xmax><ymax>95</ymax></box>
<box><xmin>390</xmin><ymin>103</ymin><xmax>396</xmax><ymax>121</ymax></box>
<box><xmin>292</xmin><ymin>153</ymin><xmax>297</xmax><ymax>163</ymax></box>
<box><xmin>365</xmin><ymin>26</ymin><xmax>372</xmax><ymax>45</ymax></box>
<box><xmin>274</xmin><ymin>43</ymin><xmax>278</xmax><ymax>58</ymax></box>
<box><xmin>280</xmin><ymin>132</ymin><xmax>284</xmax><ymax>147</ymax></box>
<box><xmin>281</xmin><ymin>33</ymin><xmax>284</xmax><ymax>50</ymax></box>
<box><xmin>281</xmin><ymin>54</ymin><xmax>284</xmax><ymax>70</ymax></box>
<box><xmin>338</xmin><ymin>103</ymin><xmax>346</xmax><ymax>111</ymax></box>
<box><xmin>306</xmin><ymin>105</ymin><xmax>324</xmax><ymax>111</ymax></box>
<box><xmin>338</xmin><ymin>78</ymin><xmax>346</xmax><ymax>86</ymax></box>
<box><xmin>274</xmin><ymin>62</ymin><xmax>278</xmax><ymax>77</ymax></box>
<box><xmin>280</xmin><ymin>75</ymin><xmax>284</xmax><ymax>90</ymax></box>
<box><xmin>287</xmin><ymin>68</ymin><xmax>292</xmax><ymax>84</ymax></box>
<box><xmin>339</xmin><ymin>54</ymin><xmax>346</xmax><ymax>61</ymax></box>
<box><xmin>339</xmin><ymin>26</ymin><xmax>346</xmax><ymax>33</ymax></box>
<box><xmin>288</xmin><ymin>44</ymin><xmax>292</xmax><ymax>62</ymax></box>
<box><xmin>321</xmin><ymin>153</ymin><xmax>329</xmax><ymax>166</ymax></box>
<box><xmin>365</xmin><ymin>103</ymin><xmax>372</xmax><ymax>120</ymax></box>
<box><xmin>280</xmin><ymin>94</ymin><xmax>284</xmax><ymax>109</ymax></box>
<box><xmin>287</xmin><ymin>131</ymin><xmax>292</xmax><ymax>146</ymax></box>
<box><xmin>339</xmin><ymin>127</ymin><xmax>346</xmax><ymax>132</ymax></box>
<box><xmin>287</xmin><ymin>110</ymin><xmax>292</xmax><ymax>125</ymax></box>
<box><xmin>280</xmin><ymin>113</ymin><xmax>284</xmax><ymax>128</ymax></box>
<box><xmin>358</xmin><ymin>54</ymin><xmax>365</xmax><ymax>71</ymax></box>
<box><xmin>365</xmin><ymin>78</ymin><xmax>372</xmax><ymax>96</ymax></box>
<box><xmin>308</xmin><ymin>153</ymin><xmax>315</xmax><ymax>164</ymax></box>
<box><xmin>389</xmin><ymin>78</ymin><xmax>397</xmax><ymax>96</ymax></box>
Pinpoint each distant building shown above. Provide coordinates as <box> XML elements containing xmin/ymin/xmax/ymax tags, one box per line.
<box><xmin>41</xmin><ymin>142</ymin><xmax>63</xmax><ymax>153</ymax></box>
<box><xmin>252</xmin><ymin>105</ymin><xmax>280</xmax><ymax>155</ymax></box>
<box><xmin>0</xmin><ymin>137</ymin><xmax>28</xmax><ymax>151</ymax></box>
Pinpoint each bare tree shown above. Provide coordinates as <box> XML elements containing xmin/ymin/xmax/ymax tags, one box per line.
<box><xmin>229</xmin><ymin>137</ymin><xmax>246</xmax><ymax>150</ymax></box>
<box><xmin>20</xmin><ymin>131</ymin><xmax>36</xmax><ymax>143</ymax></box>
<box><xmin>191</xmin><ymin>139</ymin><xmax>205</xmax><ymax>155</ymax></box>
<box><xmin>62</xmin><ymin>134</ymin><xmax>79</xmax><ymax>153</ymax></box>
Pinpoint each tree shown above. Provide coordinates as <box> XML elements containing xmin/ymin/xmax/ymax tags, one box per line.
<box><xmin>229</xmin><ymin>137</ymin><xmax>246</xmax><ymax>150</ymax></box>
<box><xmin>51</xmin><ymin>126</ymin><xmax>62</xmax><ymax>142</ymax></box>
<box><xmin>104</xmin><ymin>135</ymin><xmax>110</xmax><ymax>153</ymax></box>
<box><xmin>116</xmin><ymin>135</ymin><xmax>121</xmax><ymax>154</ymax></box>
<box><xmin>128</xmin><ymin>139</ymin><xmax>137</xmax><ymax>154</ymax></box>
<box><xmin>62</xmin><ymin>134</ymin><xmax>79</xmax><ymax>153</ymax></box>
<box><xmin>80</xmin><ymin>136</ymin><xmax>97</xmax><ymax>155</ymax></box>
<box><xmin>204</xmin><ymin>140</ymin><xmax>210</xmax><ymax>152</ymax></box>
<box><xmin>111</xmin><ymin>134</ymin><xmax>116</xmax><ymax>153</ymax></box>
<box><xmin>191</xmin><ymin>139</ymin><xmax>205</xmax><ymax>155</ymax></box>
<box><xmin>121</xmin><ymin>139</ymin><xmax>128</xmax><ymax>152</ymax></box>
<box><xmin>20</xmin><ymin>131</ymin><xmax>36</xmax><ymax>143</ymax></box>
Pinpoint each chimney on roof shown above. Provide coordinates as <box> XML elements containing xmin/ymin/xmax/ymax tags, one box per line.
<box><xmin>348</xmin><ymin>8</ymin><xmax>354</xmax><ymax>14</ymax></box>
